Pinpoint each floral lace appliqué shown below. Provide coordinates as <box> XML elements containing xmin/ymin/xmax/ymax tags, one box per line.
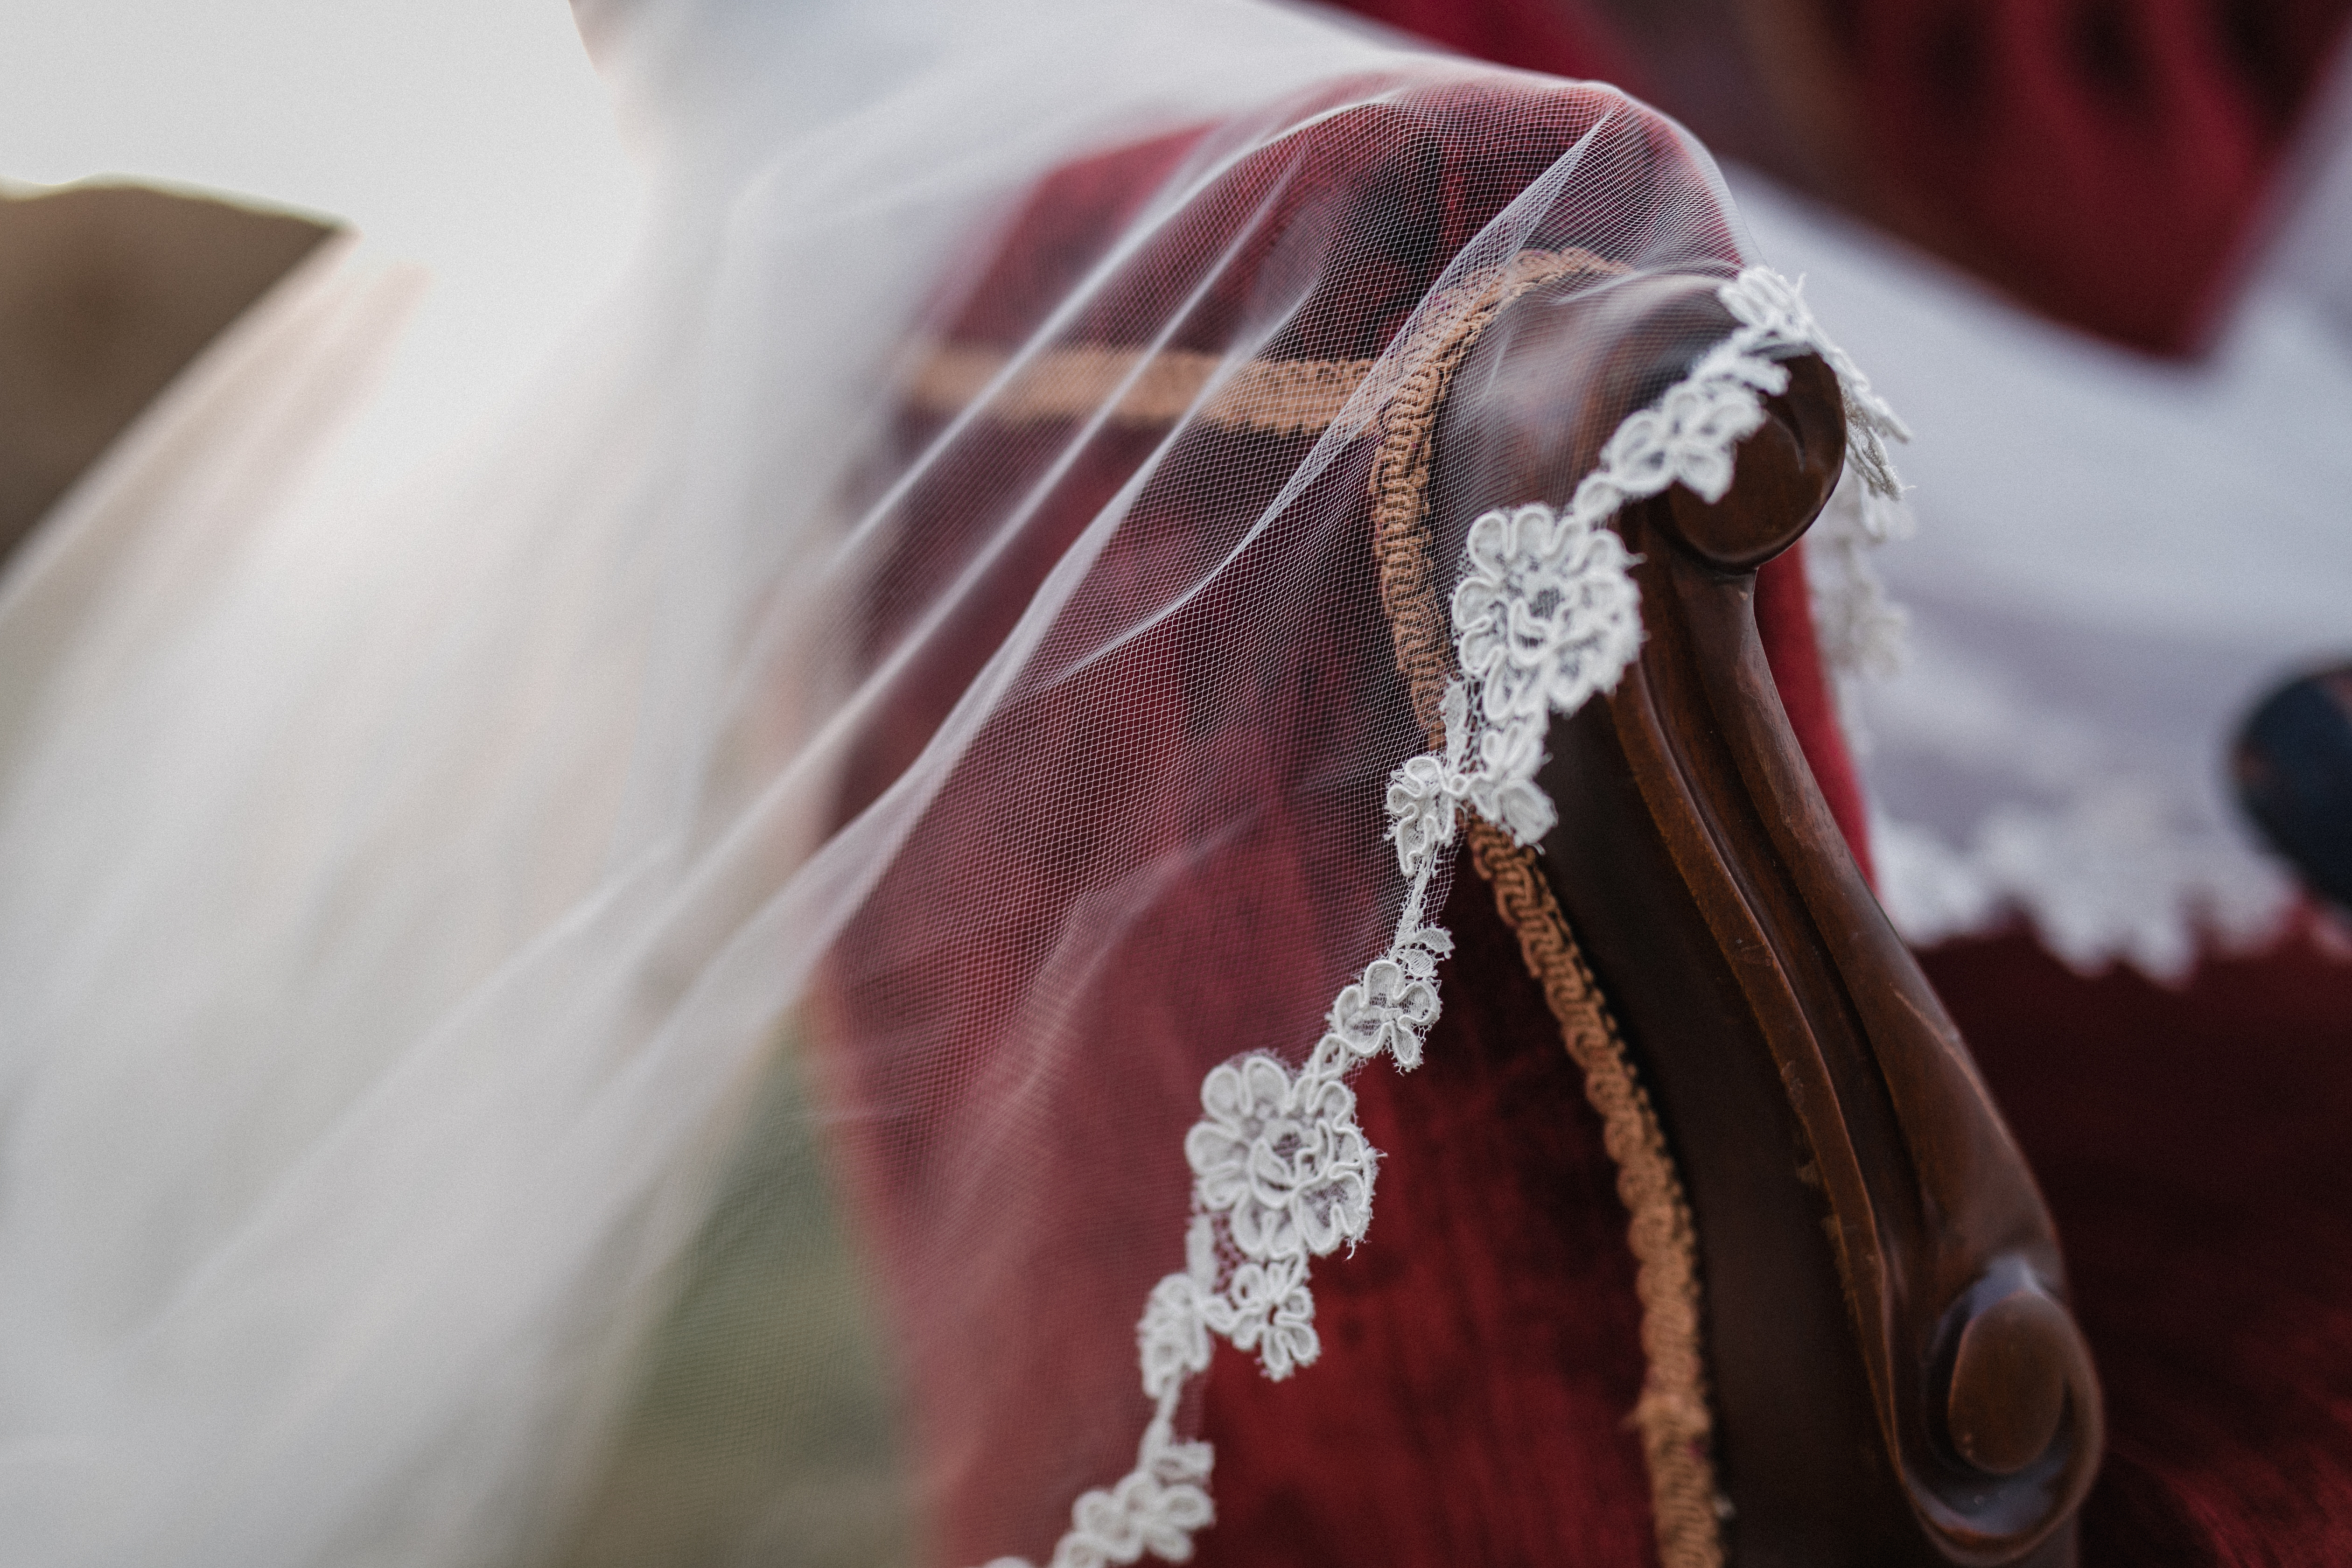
<box><xmin>991</xmin><ymin>265</ymin><xmax>1902</xmax><ymax>1568</ymax></box>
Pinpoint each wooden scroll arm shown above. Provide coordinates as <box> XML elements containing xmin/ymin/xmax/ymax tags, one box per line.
<box><xmin>1434</xmin><ymin>273</ymin><xmax>2102</xmax><ymax>1566</ymax></box>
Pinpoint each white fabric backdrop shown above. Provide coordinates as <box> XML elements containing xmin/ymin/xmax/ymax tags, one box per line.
<box><xmin>1729</xmin><ymin>156</ymin><xmax>2352</xmax><ymax>978</ymax></box>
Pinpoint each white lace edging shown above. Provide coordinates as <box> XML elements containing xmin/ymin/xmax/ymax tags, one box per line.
<box><xmin>1805</xmin><ymin>464</ymin><xmax>1915</xmax><ymax>756</ymax></box>
<box><xmin>1874</xmin><ymin>799</ymin><xmax>2299</xmax><ymax>983</ymax></box>
<box><xmin>1791</xmin><ymin>337</ymin><xmax>2305</xmax><ymax>980</ymax></box>
<box><xmin>983</xmin><ymin>266</ymin><xmax>1900</xmax><ymax>1568</ymax></box>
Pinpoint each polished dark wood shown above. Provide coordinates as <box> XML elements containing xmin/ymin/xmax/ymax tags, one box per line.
<box><xmin>1434</xmin><ymin>273</ymin><xmax>2101</xmax><ymax>1566</ymax></box>
<box><xmin>0</xmin><ymin>182</ymin><xmax>333</xmax><ymax>563</ymax></box>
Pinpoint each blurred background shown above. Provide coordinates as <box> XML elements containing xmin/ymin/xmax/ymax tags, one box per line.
<box><xmin>0</xmin><ymin>0</ymin><xmax>642</xmax><ymax>557</ymax></box>
<box><xmin>1327</xmin><ymin>0</ymin><xmax>2352</xmax><ymax>354</ymax></box>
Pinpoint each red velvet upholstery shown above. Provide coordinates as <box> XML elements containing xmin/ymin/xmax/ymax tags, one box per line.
<box><xmin>831</xmin><ymin>82</ymin><xmax>1763</xmax><ymax>1562</ymax></box>
<box><xmin>1926</xmin><ymin>931</ymin><xmax>2352</xmax><ymax>1568</ymax></box>
<box><xmin>832</xmin><ymin>77</ymin><xmax>1885</xmax><ymax>1563</ymax></box>
<box><xmin>1197</xmin><ymin>861</ymin><xmax>1659</xmax><ymax>1568</ymax></box>
<box><xmin>1324</xmin><ymin>0</ymin><xmax>2352</xmax><ymax>353</ymax></box>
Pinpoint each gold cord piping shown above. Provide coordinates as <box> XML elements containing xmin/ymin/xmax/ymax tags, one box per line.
<box><xmin>1367</xmin><ymin>249</ymin><xmax>1726</xmax><ymax>1568</ymax></box>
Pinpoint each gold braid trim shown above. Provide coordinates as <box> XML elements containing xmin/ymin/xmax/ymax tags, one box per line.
<box><xmin>1369</xmin><ymin>248</ymin><xmax>1611</xmax><ymax>739</ymax></box>
<box><xmin>1369</xmin><ymin>250</ymin><xmax>1726</xmax><ymax>1568</ymax></box>
<box><xmin>1467</xmin><ymin>819</ymin><xmax>1722</xmax><ymax>1568</ymax></box>
<box><xmin>906</xmin><ymin>343</ymin><xmax>1379</xmax><ymax>435</ymax></box>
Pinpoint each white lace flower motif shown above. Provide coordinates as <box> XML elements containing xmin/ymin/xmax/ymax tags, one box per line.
<box><xmin>1183</xmin><ymin>1057</ymin><xmax>1374</xmax><ymax>1261</ymax></box>
<box><xmin>1384</xmin><ymin>679</ymin><xmax>1477</xmax><ymax>877</ymax></box>
<box><xmin>1326</xmin><ymin>954</ymin><xmax>1439</xmax><ymax>1069</ymax></box>
<box><xmin>1054</xmin><ymin>1464</ymin><xmax>1211</xmax><ymax>1568</ymax></box>
<box><xmin>1594</xmin><ymin>375</ymin><xmax>1773</xmax><ymax>504</ymax></box>
<box><xmin>1464</xmin><ymin>705</ymin><xmax>1557</xmax><ymax>846</ymax></box>
<box><xmin>1717</xmin><ymin>266</ymin><xmax>1910</xmax><ymax>497</ymax></box>
<box><xmin>1047</xmin><ymin>1416</ymin><xmax>1215</xmax><ymax>1568</ymax></box>
<box><xmin>1209</xmin><ymin>1254</ymin><xmax>1317</xmax><ymax>1379</ymax></box>
<box><xmin>1450</xmin><ymin>502</ymin><xmax>1641</xmax><ymax>738</ymax></box>
<box><xmin>1384</xmin><ymin>753</ymin><xmax>1467</xmax><ymax>877</ymax></box>
<box><xmin>1138</xmin><ymin>1276</ymin><xmax>1212</xmax><ymax>1401</ymax></box>
<box><xmin>1137</xmin><ymin>1219</ymin><xmax>1225</xmax><ymax>1399</ymax></box>
<box><xmin>1715</xmin><ymin>263</ymin><xmax>1813</xmax><ymax>344</ymax></box>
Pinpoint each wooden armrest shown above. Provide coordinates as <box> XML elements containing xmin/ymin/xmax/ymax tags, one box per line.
<box><xmin>1435</xmin><ymin>274</ymin><xmax>2102</xmax><ymax>1567</ymax></box>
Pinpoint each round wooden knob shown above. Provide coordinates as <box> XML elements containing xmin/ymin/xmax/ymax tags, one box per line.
<box><xmin>1945</xmin><ymin>1288</ymin><xmax>2075</xmax><ymax>1476</ymax></box>
<box><xmin>1657</xmin><ymin>352</ymin><xmax>1847</xmax><ymax>572</ymax></box>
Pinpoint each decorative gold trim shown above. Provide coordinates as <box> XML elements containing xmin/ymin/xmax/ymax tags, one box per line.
<box><xmin>905</xmin><ymin>343</ymin><xmax>1376</xmax><ymax>435</ymax></box>
<box><xmin>1467</xmin><ymin>819</ymin><xmax>1722</xmax><ymax>1568</ymax></box>
<box><xmin>1366</xmin><ymin>250</ymin><xmax>1726</xmax><ymax>1568</ymax></box>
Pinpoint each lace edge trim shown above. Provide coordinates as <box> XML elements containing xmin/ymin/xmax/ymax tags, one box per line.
<box><xmin>1873</xmin><ymin>805</ymin><xmax>2304</xmax><ymax>983</ymax></box>
<box><xmin>986</xmin><ymin>264</ymin><xmax>1901</xmax><ymax>1568</ymax></box>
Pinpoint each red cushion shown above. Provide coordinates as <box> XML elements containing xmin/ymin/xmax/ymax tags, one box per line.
<box><xmin>1924</xmin><ymin>931</ymin><xmax>2352</xmax><ymax>1567</ymax></box>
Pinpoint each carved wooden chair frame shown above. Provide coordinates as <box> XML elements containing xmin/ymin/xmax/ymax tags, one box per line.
<box><xmin>1432</xmin><ymin>273</ymin><xmax>2103</xmax><ymax>1566</ymax></box>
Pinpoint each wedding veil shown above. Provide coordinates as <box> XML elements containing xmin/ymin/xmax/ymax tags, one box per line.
<box><xmin>0</xmin><ymin>2</ymin><xmax>1898</xmax><ymax>1563</ymax></box>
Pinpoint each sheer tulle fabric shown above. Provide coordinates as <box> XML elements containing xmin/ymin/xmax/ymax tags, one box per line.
<box><xmin>0</xmin><ymin>4</ymin><xmax>1824</xmax><ymax>1563</ymax></box>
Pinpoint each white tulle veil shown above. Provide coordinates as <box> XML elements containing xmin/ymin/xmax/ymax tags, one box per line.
<box><xmin>0</xmin><ymin>2</ymin><xmax>1901</xmax><ymax>1563</ymax></box>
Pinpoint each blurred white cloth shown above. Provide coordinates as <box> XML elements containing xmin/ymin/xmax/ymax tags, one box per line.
<box><xmin>0</xmin><ymin>2</ymin><xmax>1482</xmax><ymax>1562</ymax></box>
<box><xmin>1729</xmin><ymin>159</ymin><xmax>2352</xmax><ymax>979</ymax></box>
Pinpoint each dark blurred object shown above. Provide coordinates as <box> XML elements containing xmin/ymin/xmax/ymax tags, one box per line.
<box><xmin>0</xmin><ymin>182</ymin><xmax>333</xmax><ymax>565</ymax></box>
<box><xmin>2234</xmin><ymin>663</ymin><xmax>2352</xmax><ymax>910</ymax></box>
<box><xmin>1319</xmin><ymin>0</ymin><xmax>2352</xmax><ymax>352</ymax></box>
